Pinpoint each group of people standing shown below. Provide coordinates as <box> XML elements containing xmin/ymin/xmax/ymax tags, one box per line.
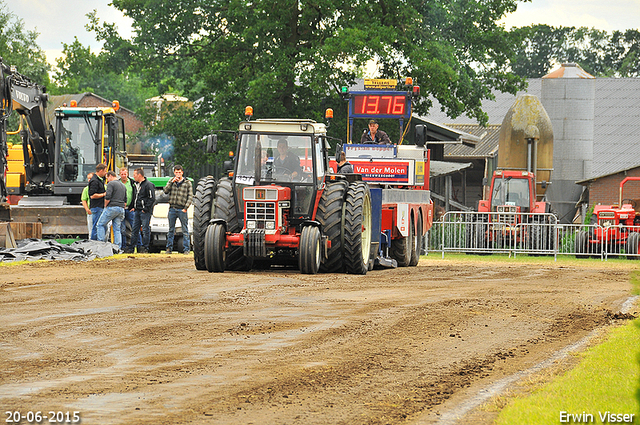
<box><xmin>81</xmin><ymin>164</ymin><xmax>192</xmax><ymax>254</ymax></box>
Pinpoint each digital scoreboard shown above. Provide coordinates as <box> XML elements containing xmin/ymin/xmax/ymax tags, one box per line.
<box><xmin>349</xmin><ymin>91</ymin><xmax>411</xmax><ymax>119</ymax></box>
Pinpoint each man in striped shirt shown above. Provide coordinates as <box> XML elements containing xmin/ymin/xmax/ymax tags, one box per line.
<box><xmin>163</xmin><ymin>165</ymin><xmax>193</xmax><ymax>254</ymax></box>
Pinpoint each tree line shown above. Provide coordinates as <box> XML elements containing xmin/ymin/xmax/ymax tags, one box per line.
<box><xmin>1</xmin><ymin>0</ymin><xmax>638</xmax><ymax>179</ymax></box>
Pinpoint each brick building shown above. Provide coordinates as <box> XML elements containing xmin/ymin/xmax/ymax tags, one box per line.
<box><xmin>578</xmin><ymin>167</ymin><xmax>640</xmax><ymax>208</ymax></box>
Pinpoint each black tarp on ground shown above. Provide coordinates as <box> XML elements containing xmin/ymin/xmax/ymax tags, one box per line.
<box><xmin>0</xmin><ymin>239</ymin><xmax>120</xmax><ymax>262</ymax></box>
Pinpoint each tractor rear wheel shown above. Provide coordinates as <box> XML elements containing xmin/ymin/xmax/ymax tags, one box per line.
<box><xmin>575</xmin><ymin>230</ymin><xmax>589</xmax><ymax>258</ymax></box>
<box><xmin>204</xmin><ymin>223</ymin><xmax>226</xmax><ymax>272</ymax></box>
<box><xmin>465</xmin><ymin>217</ymin><xmax>479</xmax><ymax>254</ymax></box>
<box><xmin>193</xmin><ymin>177</ymin><xmax>216</xmax><ymax>270</ymax></box>
<box><xmin>299</xmin><ymin>226</ymin><xmax>321</xmax><ymax>274</ymax></box>
<box><xmin>530</xmin><ymin>225</ymin><xmax>543</xmax><ymax>251</ymax></box>
<box><xmin>209</xmin><ymin>177</ymin><xmax>253</xmax><ymax>272</ymax></box>
<box><xmin>409</xmin><ymin>211</ymin><xmax>422</xmax><ymax>266</ymax></box>
<box><xmin>343</xmin><ymin>181</ymin><xmax>372</xmax><ymax>275</ymax></box>
<box><xmin>317</xmin><ymin>181</ymin><xmax>347</xmax><ymax>273</ymax></box>
<box><xmin>626</xmin><ymin>232</ymin><xmax>640</xmax><ymax>259</ymax></box>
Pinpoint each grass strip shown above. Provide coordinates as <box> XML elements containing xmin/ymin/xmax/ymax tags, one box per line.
<box><xmin>494</xmin><ymin>302</ymin><xmax>640</xmax><ymax>423</ymax></box>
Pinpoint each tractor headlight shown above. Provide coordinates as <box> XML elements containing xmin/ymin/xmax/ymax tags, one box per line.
<box><xmin>246</xmin><ymin>220</ymin><xmax>256</xmax><ymax>229</ymax></box>
<box><xmin>265</xmin><ymin>221</ymin><xmax>276</xmax><ymax>230</ymax></box>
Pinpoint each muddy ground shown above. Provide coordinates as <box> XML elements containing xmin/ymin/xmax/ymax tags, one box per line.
<box><xmin>0</xmin><ymin>255</ymin><xmax>637</xmax><ymax>424</ymax></box>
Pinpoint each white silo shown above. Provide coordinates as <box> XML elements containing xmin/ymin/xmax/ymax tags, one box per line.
<box><xmin>541</xmin><ymin>63</ymin><xmax>595</xmax><ymax>223</ymax></box>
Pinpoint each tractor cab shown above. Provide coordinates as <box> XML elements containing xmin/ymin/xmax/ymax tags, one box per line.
<box><xmin>479</xmin><ymin>170</ymin><xmax>546</xmax><ymax>218</ymax></box>
<box><xmin>232</xmin><ymin>118</ymin><xmax>330</xmax><ymax>230</ymax></box>
<box><xmin>489</xmin><ymin>172</ymin><xmax>532</xmax><ymax>213</ymax></box>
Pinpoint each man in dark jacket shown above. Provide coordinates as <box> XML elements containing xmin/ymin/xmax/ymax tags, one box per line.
<box><xmin>336</xmin><ymin>151</ymin><xmax>354</xmax><ymax>174</ymax></box>
<box><xmin>125</xmin><ymin>168</ymin><xmax>156</xmax><ymax>253</ymax></box>
<box><xmin>88</xmin><ymin>163</ymin><xmax>108</xmax><ymax>240</ymax></box>
<box><xmin>360</xmin><ymin>119</ymin><xmax>391</xmax><ymax>144</ymax></box>
<box><xmin>96</xmin><ymin>171</ymin><xmax>126</xmax><ymax>247</ymax></box>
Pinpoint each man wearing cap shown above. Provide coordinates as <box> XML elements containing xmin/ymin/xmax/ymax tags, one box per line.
<box><xmin>361</xmin><ymin>119</ymin><xmax>391</xmax><ymax>145</ymax></box>
<box><xmin>274</xmin><ymin>138</ymin><xmax>302</xmax><ymax>178</ymax></box>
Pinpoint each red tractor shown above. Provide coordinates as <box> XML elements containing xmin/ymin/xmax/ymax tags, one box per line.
<box><xmin>470</xmin><ymin>169</ymin><xmax>552</xmax><ymax>250</ymax></box>
<box><xmin>192</xmin><ymin>109</ymin><xmax>374</xmax><ymax>274</ymax></box>
<box><xmin>575</xmin><ymin>177</ymin><xmax>640</xmax><ymax>257</ymax></box>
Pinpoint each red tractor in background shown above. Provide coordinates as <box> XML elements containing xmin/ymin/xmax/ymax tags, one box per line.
<box><xmin>467</xmin><ymin>94</ymin><xmax>555</xmax><ymax>251</ymax></box>
<box><xmin>575</xmin><ymin>177</ymin><xmax>640</xmax><ymax>257</ymax></box>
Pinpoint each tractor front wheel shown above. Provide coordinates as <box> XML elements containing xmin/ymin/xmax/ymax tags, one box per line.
<box><xmin>626</xmin><ymin>232</ymin><xmax>640</xmax><ymax>259</ymax></box>
<box><xmin>299</xmin><ymin>226</ymin><xmax>321</xmax><ymax>274</ymax></box>
<box><xmin>204</xmin><ymin>223</ymin><xmax>226</xmax><ymax>272</ymax></box>
<box><xmin>575</xmin><ymin>230</ymin><xmax>589</xmax><ymax>258</ymax></box>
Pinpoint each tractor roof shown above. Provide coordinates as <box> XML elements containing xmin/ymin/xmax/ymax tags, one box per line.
<box><xmin>238</xmin><ymin>119</ymin><xmax>327</xmax><ymax>135</ymax></box>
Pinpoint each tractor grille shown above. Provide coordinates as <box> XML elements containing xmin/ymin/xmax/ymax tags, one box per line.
<box><xmin>246</xmin><ymin>202</ymin><xmax>276</xmax><ymax>222</ymax></box>
<box><xmin>496</xmin><ymin>213</ymin><xmax>516</xmax><ymax>224</ymax></box>
<box><xmin>496</xmin><ymin>206</ymin><xmax>517</xmax><ymax>223</ymax></box>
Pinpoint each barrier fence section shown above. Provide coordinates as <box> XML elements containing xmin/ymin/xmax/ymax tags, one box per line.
<box><xmin>426</xmin><ymin>212</ymin><xmax>640</xmax><ymax>260</ymax></box>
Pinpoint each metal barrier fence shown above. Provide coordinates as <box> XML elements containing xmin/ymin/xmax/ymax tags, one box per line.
<box><xmin>426</xmin><ymin>212</ymin><xmax>640</xmax><ymax>260</ymax></box>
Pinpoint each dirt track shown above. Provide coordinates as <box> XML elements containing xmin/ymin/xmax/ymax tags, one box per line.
<box><xmin>0</xmin><ymin>255</ymin><xmax>637</xmax><ymax>424</ymax></box>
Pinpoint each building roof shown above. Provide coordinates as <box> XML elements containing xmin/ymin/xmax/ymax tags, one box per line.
<box><xmin>443</xmin><ymin>124</ymin><xmax>501</xmax><ymax>159</ymax></box>
<box><xmin>424</xmin><ymin>78</ymin><xmax>640</xmax><ymax>180</ymax></box>
<box><xmin>430</xmin><ymin>160</ymin><xmax>473</xmax><ymax>177</ymax></box>
<box><xmin>412</xmin><ymin>115</ymin><xmax>481</xmax><ymax>147</ymax></box>
<box><xmin>576</xmin><ymin>164</ymin><xmax>640</xmax><ymax>185</ymax></box>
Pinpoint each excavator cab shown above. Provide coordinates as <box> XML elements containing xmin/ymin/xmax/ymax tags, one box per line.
<box><xmin>53</xmin><ymin>104</ymin><xmax>126</xmax><ymax>202</ymax></box>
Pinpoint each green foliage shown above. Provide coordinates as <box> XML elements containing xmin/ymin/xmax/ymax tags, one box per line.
<box><xmin>110</xmin><ymin>0</ymin><xmax>527</xmax><ymax>131</ymax></box>
<box><xmin>0</xmin><ymin>0</ymin><xmax>50</xmax><ymax>84</ymax></box>
<box><xmin>137</xmin><ymin>102</ymin><xmax>215</xmax><ymax>179</ymax></box>
<box><xmin>53</xmin><ymin>37</ymin><xmax>157</xmax><ymax>111</ymax></box>
<box><xmin>511</xmin><ymin>25</ymin><xmax>640</xmax><ymax>78</ymax></box>
<box><xmin>584</xmin><ymin>204</ymin><xmax>595</xmax><ymax>225</ymax></box>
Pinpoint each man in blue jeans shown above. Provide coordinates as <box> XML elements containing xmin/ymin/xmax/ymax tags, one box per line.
<box><xmin>163</xmin><ymin>164</ymin><xmax>193</xmax><ymax>254</ymax></box>
<box><xmin>125</xmin><ymin>168</ymin><xmax>156</xmax><ymax>254</ymax></box>
<box><xmin>96</xmin><ymin>171</ymin><xmax>126</xmax><ymax>247</ymax></box>
<box><xmin>118</xmin><ymin>168</ymin><xmax>136</xmax><ymax>250</ymax></box>
<box><xmin>88</xmin><ymin>163</ymin><xmax>108</xmax><ymax>240</ymax></box>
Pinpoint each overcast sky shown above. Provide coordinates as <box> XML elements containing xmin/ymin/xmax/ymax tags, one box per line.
<box><xmin>10</xmin><ymin>0</ymin><xmax>133</xmax><ymax>64</ymax></box>
<box><xmin>10</xmin><ymin>0</ymin><xmax>640</xmax><ymax>67</ymax></box>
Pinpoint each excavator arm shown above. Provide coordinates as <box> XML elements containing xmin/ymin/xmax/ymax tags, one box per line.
<box><xmin>0</xmin><ymin>58</ymin><xmax>54</xmax><ymax>201</ymax></box>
